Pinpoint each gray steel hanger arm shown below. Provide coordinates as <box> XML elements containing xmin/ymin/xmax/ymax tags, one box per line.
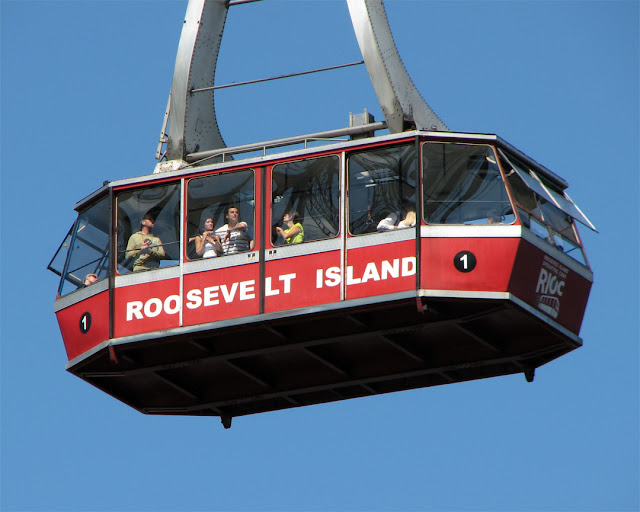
<box><xmin>165</xmin><ymin>0</ymin><xmax>447</xmax><ymax>162</ymax></box>
<box><xmin>167</xmin><ymin>0</ymin><xmax>229</xmax><ymax>161</ymax></box>
<box><xmin>347</xmin><ymin>0</ymin><xmax>447</xmax><ymax>132</ymax></box>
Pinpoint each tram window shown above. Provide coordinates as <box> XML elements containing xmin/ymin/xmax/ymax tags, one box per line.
<box><xmin>48</xmin><ymin>225</ymin><xmax>74</xmax><ymax>278</ymax></box>
<box><xmin>271</xmin><ymin>156</ymin><xmax>339</xmax><ymax>245</ymax></box>
<box><xmin>502</xmin><ymin>158</ymin><xmax>542</xmax><ymax>218</ymax></box>
<box><xmin>422</xmin><ymin>143</ymin><xmax>513</xmax><ymax>225</ymax></box>
<box><xmin>502</xmin><ymin>154</ymin><xmax>588</xmax><ymax>265</ymax></box>
<box><xmin>117</xmin><ymin>184</ymin><xmax>180</xmax><ymax>273</ymax></box>
<box><xmin>539</xmin><ymin>199</ymin><xmax>578</xmax><ymax>244</ymax></box>
<box><xmin>530</xmin><ymin>215</ymin><xmax>551</xmax><ymax>241</ymax></box>
<box><xmin>58</xmin><ymin>196</ymin><xmax>110</xmax><ymax>296</ymax></box>
<box><xmin>553</xmin><ymin>232</ymin><xmax>588</xmax><ymax>265</ymax></box>
<box><xmin>186</xmin><ymin>169</ymin><xmax>255</xmax><ymax>258</ymax></box>
<box><xmin>538</xmin><ymin>198</ymin><xmax>587</xmax><ymax>262</ymax></box>
<box><xmin>348</xmin><ymin>144</ymin><xmax>417</xmax><ymax>235</ymax></box>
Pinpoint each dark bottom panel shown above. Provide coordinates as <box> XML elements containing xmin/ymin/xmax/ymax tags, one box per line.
<box><xmin>69</xmin><ymin>296</ymin><xmax>580</xmax><ymax>426</ymax></box>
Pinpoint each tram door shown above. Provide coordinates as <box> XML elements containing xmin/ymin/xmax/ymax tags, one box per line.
<box><xmin>345</xmin><ymin>143</ymin><xmax>419</xmax><ymax>301</ymax></box>
<box><xmin>264</xmin><ymin>155</ymin><xmax>342</xmax><ymax>313</ymax></box>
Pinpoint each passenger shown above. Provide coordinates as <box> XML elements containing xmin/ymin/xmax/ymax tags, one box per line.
<box><xmin>398</xmin><ymin>205</ymin><xmax>417</xmax><ymax>228</ymax></box>
<box><xmin>377</xmin><ymin>212</ymin><xmax>399</xmax><ymax>231</ymax></box>
<box><xmin>215</xmin><ymin>206</ymin><xmax>254</xmax><ymax>254</ymax></box>
<box><xmin>487</xmin><ymin>212</ymin><xmax>502</xmax><ymax>224</ymax></box>
<box><xmin>125</xmin><ymin>213</ymin><xmax>166</xmax><ymax>271</ymax></box>
<box><xmin>377</xmin><ymin>203</ymin><xmax>416</xmax><ymax>231</ymax></box>
<box><xmin>84</xmin><ymin>273</ymin><xmax>98</xmax><ymax>286</ymax></box>
<box><xmin>276</xmin><ymin>211</ymin><xmax>304</xmax><ymax>244</ymax></box>
<box><xmin>194</xmin><ymin>217</ymin><xmax>223</xmax><ymax>258</ymax></box>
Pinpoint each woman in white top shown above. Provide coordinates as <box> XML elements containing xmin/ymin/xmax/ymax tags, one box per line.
<box><xmin>398</xmin><ymin>209</ymin><xmax>416</xmax><ymax>228</ymax></box>
<box><xmin>194</xmin><ymin>218</ymin><xmax>223</xmax><ymax>258</ymax></box>
<box><xmin>377</xmin><ymin>204</ymin><xmax>416</xmax><ymax>231</ymax></box>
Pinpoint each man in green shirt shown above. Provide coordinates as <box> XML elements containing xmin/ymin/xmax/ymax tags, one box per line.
<box><xmin>125</xmin><ymin>213</ymin><xmax>166</xmax><ymax>271</ymax></box>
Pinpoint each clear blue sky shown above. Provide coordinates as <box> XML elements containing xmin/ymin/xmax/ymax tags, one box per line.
<box><xmin>2</xmin><ymin>1</ymin><xmax>638</xmax><ymax>510</ymax></box>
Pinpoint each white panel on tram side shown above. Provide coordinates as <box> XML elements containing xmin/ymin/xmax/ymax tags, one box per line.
<box><xmin>346</xmin><ymin>228</ymin><xmax>415</xmax><ymax>249</ymax></box>
<box><xmin>419</xmin><ymin>289</ymin><xmax>511</xmax><ymax>300</ymax></box>
<box><xmin>420</xmin><ymin>225</ymin><xmax>524</xmax><ymax>239</ymax></box>
<box><xmin>183</xmin><ymin>250</ymin><xmax>260</xmax><ymax>275</ymax></box>
<box><xmin>265</xmin><ymin>238</ymin><xmax>341</xmax><ymax>260</ymax></box>
<box><xmin>115</xmin><ymin>267</ymin><xmax>181</xmax><ymax>288</ymax></box>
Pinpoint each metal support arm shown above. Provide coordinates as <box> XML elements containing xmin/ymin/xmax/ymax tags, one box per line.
<box><xmin>166</xmin><ymin>0</ymin><xmax>230</xmax><ymax>161</ymax></box>
<box><xmin>347</xmin><ymin>0</ymin><xmax>448</xmax><ymax>132</ymax></box>
<box><xmin>163</xmin><ymin>0</ymin><xmax>447</xmax><ymax>165</ymax></box>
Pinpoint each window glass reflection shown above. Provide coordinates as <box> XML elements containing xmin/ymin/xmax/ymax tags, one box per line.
<box><xmin>117</xmin><ymin>184</ymin><xmax>180</xmax><ymax>272</ymax></box>
<box><xmin>530</xmin><ymin>216</ymin><xmax>551</xmax><ymax>241</ymax></box>
<box><xmin>423</xmin><ymin>143</ymin><xmax>513</xmax><ymax>225</ymax></box>
<box><xmin>59</xmin><ymin>196</ymin><xmax>110</xmax><ymax>296</ymax></box>
<box><xmin>48</xmin><ymin>224</ymin><xmax>74</xmax><ymax>278</ymax></box>
<box><xmin>271</xmin><ymin>156</ymin><xmax>339</xmax><ymax>246</ymax></box>
<box><xmin>503</xmin><ymin>159</ymin><xmax>542</xmax><ymax>218</ymax></box>
<box><xmin>539</xmin><ymin>199</ymin><xmax>578</xmax><ymax>244</ymax></box>
<box><xmin>348</xmin><ymin>144</ymin><xmax>417</xmax><ymax>235</ymax></box>
<box><xmin>187</xmin><ymin>169</ymin><xmax>255</xmax><ymax>259</ymax></box>
<box><xmin>501</xmin><ymin>151</ymin><xmax>587</xmax><ymax>265</ymax></box>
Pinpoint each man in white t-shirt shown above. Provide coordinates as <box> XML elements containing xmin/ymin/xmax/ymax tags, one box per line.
<box><xmin>215</xmin><ymin>206</ymin><xmax>254</xmax><ymax>254</ymax></box>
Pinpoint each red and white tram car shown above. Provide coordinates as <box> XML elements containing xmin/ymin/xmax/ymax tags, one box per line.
<box><xmin>49</xmin><ymin>129</ymin><xmax>594</xmax><ymax>426</ymax></box>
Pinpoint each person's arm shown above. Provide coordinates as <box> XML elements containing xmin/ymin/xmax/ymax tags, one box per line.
<box><xmin>213</xmin><ymin>235</ymin><xmax>223</xmax><ymax>254</ymax></box>
<box><xmin>194</xmin><ymin>234</ymin><xmax>205</xmax><ymax>256</ymax></box>
<box><xmin>227</xmin><ymin>221</ymin><xmax>248</xmax><ymax>236</ymax></box>
<box><xmin>125</xmin><ymin>233</ymin><xmax>141</xmax><ymax>260</ymax></box>
<box><xmin>151</xmin><ymin>237</ymin><xmax>166</xmax><ymax>259</ymax></box>
<box><xmin>377</xmin><ymin>214</ymin><xmax>398</xmax><ymax>231</ymax></box>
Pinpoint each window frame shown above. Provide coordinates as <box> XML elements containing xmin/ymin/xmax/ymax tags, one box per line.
<box><xmin>347</xmin><ymin>142</ymin><xmax>419</xmax><ymax>236</ymax></box>
<box><xmin>57</xmin><ymin>195</ymin><xmax>112</xmax><ymax>296</ymax></box>
<box><xmin>115</xmin><ymin>181</ymin><xmax>182</xmax><ymax>274</ymax></box>
<box><xmin>185</xmin><ymin>167</ymin><xmax>257</xmax><ymax>261</ymax></box>
<box><xmin>421</xmin><ymin>141</ymin><xmax>515</xmax><ymax>226</ymax></box>
<box><xmin>270</xmin><ymin>154</ymin><xmax>341</xmax><ymax>247</ymax></box>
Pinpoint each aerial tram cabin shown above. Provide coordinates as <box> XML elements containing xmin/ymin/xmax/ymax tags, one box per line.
<box><xmin>48</xmin><ymin>0</ymin><xmax>595</xmax><ymax>427</ymax></box>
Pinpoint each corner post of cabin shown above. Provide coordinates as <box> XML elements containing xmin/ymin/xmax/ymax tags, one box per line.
<box><xmin>108</xmin><ymin>186</ymin><xmax>115</xmax><ymax>341</ymax></box>
<box><xmin>414</xmin><ymin>134</ymin><xmax>423</xmax><ymax>307</ymax></box>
